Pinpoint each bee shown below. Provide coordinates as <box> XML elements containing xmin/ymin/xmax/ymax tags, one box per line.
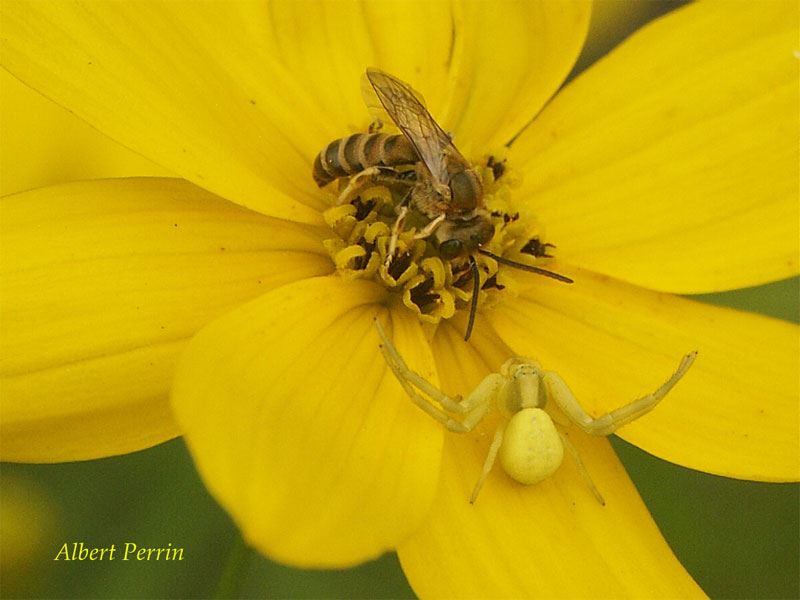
<box><xmin>314</xmin><ymin>68</ymin><xmax>493</xmax><ymax>260</ymax></box>
<box><xmin>314</xmin><ymin>69</ymin><xmax>573</xmax><ymax>340</ymax></box>
<box><xmin>362</xmin><ymin>68</ymin><xmax>495</xmax><ymax>261</ymax></box>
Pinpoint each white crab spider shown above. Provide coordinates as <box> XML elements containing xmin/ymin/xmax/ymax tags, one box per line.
<box><xmin>375</xmin><ymin>320</ymin><xmax>697</xmax><ymax>504</ymax></box>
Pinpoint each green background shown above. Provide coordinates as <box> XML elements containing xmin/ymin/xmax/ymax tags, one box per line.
<box><xmin>2</xmin><ymin>3</ymin><xmax>798</xmax><ymax>598</ymax></box>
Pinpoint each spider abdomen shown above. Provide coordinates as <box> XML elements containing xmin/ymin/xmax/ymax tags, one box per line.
<box><xmin>499</xmin><ymin>408</ymin><xmax>563</xmax><ymax>485</ymax></box>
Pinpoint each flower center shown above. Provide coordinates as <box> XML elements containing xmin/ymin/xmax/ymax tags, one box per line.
<box><xmin>321</xmin><ymin>153</ymin><xmax>557</xmax><ymax>329</ymax></box>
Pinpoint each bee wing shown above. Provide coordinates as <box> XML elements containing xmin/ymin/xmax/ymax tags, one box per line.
<box><xmin>360</xmin><ymin>72</ymin><xmax>402</xmax><ymax>134</ymax></box>
<box><xmin>364</xmin><ymin>68</ymin><xmax>461</xmax><ymax>185</ymax></box>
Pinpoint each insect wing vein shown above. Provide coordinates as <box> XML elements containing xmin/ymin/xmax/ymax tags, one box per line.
<box><xmin>366</xmin><ymin>68</ymin><xmax>461</xmax><ymax>185</ymax></box>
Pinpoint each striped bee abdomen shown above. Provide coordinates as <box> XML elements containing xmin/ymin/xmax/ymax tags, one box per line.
<box><xmin>312</xmin><ymin>133</ymin><xmax>418</xmax><ymax>187</ymax></box>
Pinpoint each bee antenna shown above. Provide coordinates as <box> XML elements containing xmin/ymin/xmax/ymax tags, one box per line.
<box><xmin>477</xmin><ymin>249</ymin><xmax>573</xmax><ymax>284</ymax></box>
<box><xmin>464</xmin><ymin>256</ymin><xmax>480</xmax><ymax>341</ymax></box>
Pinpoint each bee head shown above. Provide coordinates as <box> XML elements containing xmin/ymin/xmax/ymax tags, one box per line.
<box><xmin>436</xmin><ymin>212</ymin><xmax>495</xmax><ymax>259</ymax></box>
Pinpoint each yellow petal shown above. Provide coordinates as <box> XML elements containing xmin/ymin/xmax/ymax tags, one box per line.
<box><xmin>511</xmin><ymin>1</ymin><xmax>799</xmax><ymax>293</ymax></box>
<box><xmin>265</xmin><ymin>1</ymin><xmax>590</xmax><ymax>153</ymax></box>
<box><xmin>171</xmin><ymin>278</ymin><xmax>444</xmax><ymax>567</ymax></box>
<box><xmin>0</xmin><ymin>69</ymin><xmax>170</xmax><ymax>196</ymax></box>
<box><xmin>445</xmin><ymin>0</ymin><xmax>591</xmax><ymax>150</ymax></box>
<box><xmin>263</xmin><ymin>1</ymin><xmax>452</xmax><ymax>140</ymax></box>
<box><xmin>0</xmin><ymin>2</ymin><xmax>330</xmax><ymax>223</ymax></box>
<box><xmin>488</xmin><ymin>267</ymin><xmax>800</xmax><ymax>481</ymax></box>
<box><xmin>0</xmin><ymin>178</ymin><xmax>331</xmax><ymax>462</ymax></box>
<box><xmin>263</xmin><ymin>1</ymin><xmax>385</xmax><ymax>137</ymax></box>
<box><xmin>398</xmin><ymin>320</ymin><xmax>702</xmax><ymax>598</ymax></box>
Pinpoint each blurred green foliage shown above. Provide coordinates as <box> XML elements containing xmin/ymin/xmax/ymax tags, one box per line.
<box><xmin>1</xmin><ymin>440</ymin><xmax>415</xmax><ymax>599</ymax></box>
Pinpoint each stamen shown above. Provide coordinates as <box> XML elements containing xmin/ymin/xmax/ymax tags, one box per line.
<box><xmin>321</xmin><ymin>154</ymin><xmax>567</xmax><ymax>328</ymax></box>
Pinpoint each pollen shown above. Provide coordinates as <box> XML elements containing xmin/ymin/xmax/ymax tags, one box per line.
<box><xmin>321</xmin><ymin>153</ymin><xmax>553</xmax><ymax>327</ymax></box>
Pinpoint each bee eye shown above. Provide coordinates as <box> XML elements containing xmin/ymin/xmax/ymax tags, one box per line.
<box><xmin>472</xmin><ymin>220</ymin><xmax>494</xmax><ymax>246</ymax></box>
<box><xmin>439</xmin><ymin>239</ymin><xmax>463</xmax><ymax>259</ymax></box>
<box><xmin>472</xmin><ymin>230</ymin><xmax>489</xmax><ymax>244</ymax></box>
<box><xmin>449</xmin><ymin>171</ymin><xmax>481</xmax><ymax>211</ymax></box>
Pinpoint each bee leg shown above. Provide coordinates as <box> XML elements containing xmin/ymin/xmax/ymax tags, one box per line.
<box><xmin>335</xmin><ymin>166</ymin><xmax>383</xmax><ymax>206</ymax></box>
<box><xmin>336</xmin><ymin>166</ymin><xmax>411</xmax><ymax>206</ymax></box>
<box><xmin>413</xmin><ymin>213</ymin><xmax>446</xmax><ymax>240</ymax></box>
<box><xmin>384</xmin><ymin>184</ymin><xmax>418</xmax><ymax>267</ymax></box>
<box><xmin>385</xmin><ymin>205</ymin><xmax>409</xmax><ymax>267</ymax></box>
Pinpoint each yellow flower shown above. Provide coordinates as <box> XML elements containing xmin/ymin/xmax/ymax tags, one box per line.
<box><xmin>1</xmin><ymin>1</ymin><xmax>797</xmax><ymax>597</ymax></box>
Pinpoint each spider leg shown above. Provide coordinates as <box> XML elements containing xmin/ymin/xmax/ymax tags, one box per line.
<box><xmin>558</xmin><ymin>431</ymin><xmax>605</xmax><ymax>505</ymax></box>
<box><xmin>544</xmin><ymin>352</ymin><xmax>697</xmax><ymax>436</ymax></box>
<box><xmin>375</xmin><ymin>320</ymin><xmax>502</xmax><ymax>432</ymax></box>
<box><xmin>469</xmin><ymin>423</ymin><xmax>506</xmax><ymax>504</ymax></box>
